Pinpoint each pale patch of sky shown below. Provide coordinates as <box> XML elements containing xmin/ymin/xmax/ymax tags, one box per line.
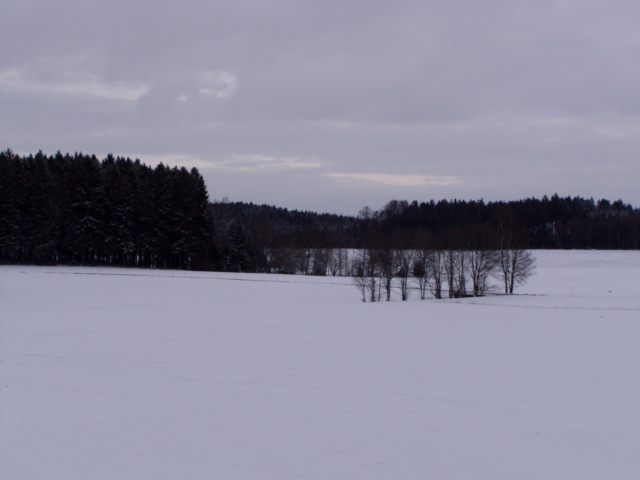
<box><xmin>197</xmin><ymin>71</ymin><xmax>237</xmax><ymax>99</ymax></box>
<box><xmin>327</xmin><ymin>173</ymin><xmax>461</xmax><ymax>187</ymax></box>
<box><xmin>211</xmin><ymin>154</ymin><xmax>323</xmax><ymax>171</ymax></box>
<box><xmin>0</xmin><ymin>65</ymin><xmax>148</xmax><ymax>101</ymax></box>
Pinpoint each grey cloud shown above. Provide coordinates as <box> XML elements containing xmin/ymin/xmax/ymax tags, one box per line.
<box><xmin>3</xmin><ymin>1</ymin><xmax>640</xmax><ymax>213</ymax></box>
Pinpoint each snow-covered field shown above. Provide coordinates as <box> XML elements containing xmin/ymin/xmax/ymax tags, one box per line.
<box><xmin>1</xmin><ymin>251</ymin><xmax>640</xmax><ymax>479</ymax></box>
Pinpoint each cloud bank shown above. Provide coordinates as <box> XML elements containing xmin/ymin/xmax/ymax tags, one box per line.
<box><xmin>2</xmin><ymin>1</ymin><xmax>640</xmax><ymax>213</ymax></box>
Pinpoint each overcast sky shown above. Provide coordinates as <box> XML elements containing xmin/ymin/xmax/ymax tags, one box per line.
<box><xmin>2</xmin><ymin>1</ymin><xmax>640</xmax><ymax>214</ymax></box>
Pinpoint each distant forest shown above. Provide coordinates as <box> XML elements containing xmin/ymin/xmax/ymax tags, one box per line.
<box><xmin>2</xmin><ymin>150</ymin><xmax>639</xmax><ymax>273</ymax></box>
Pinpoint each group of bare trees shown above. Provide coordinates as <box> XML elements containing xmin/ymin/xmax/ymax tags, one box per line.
<box><xmin>264</xmin><ymin>247</ymin><xmax>352</xmax><ymax>276</ymax></box>
<box><xmin>348</xmin><ymin>202</ymin><xmax>538</xmax><ymax>302</ymax></box>
<box><xmin>352</xmin><ymin>246</ymin><xmax>535</xmax><ymax>302</ymax></box>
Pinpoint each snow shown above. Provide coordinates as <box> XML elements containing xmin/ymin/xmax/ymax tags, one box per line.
<box><xmin>1</xmin><ymin>251</ymin><xmax>640</xmax><ymax>479</ymax></box>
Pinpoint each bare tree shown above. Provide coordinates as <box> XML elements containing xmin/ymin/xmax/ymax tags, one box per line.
<box><xmin>396</xmin><ymin>249</ymin><xmax>415</xmax><ymax>301</ymax></box>
<box><xmin>332</xmin><ymin>248</ymin><xmax>350</xmax><ymax>276</ymax></box>
<box><xmin>367</xmin><ymin>252</ymin><xmax>380</xmax><ymax>302</ymax></box>
<box><xmin>375</xmin><ymin>248</ymin><xmax>396</xmax><ymax>301</ymax></box>
<box><xmin>497</xmin><ymin>248</ymin><xmax>536</xmax><ymax>294</ymax></box>
<box><xmin>413</xmin><ymin>249</ymin><xmax>430</xmax><ymax>300</ymax></box>
<box><xmin>455</xmin><ymin>250</ymin><xmax>469</xmax><ymax>297</ymax></box>
<box><xmin>352</xmin><ymin>248</ymin><xmax>380</xmax><ymax>302</ymax></box>
<box><xmin>427</xmin><ymin>249</ymin><xmax>445</xmax><ymax>299</ymax></box>
<box><xmin>300</xmin><ymin>247</ymin><xmax>314</xmax><ymax>275</ymax></box>
<box><xmin>352</xmin><ymin>253</ymin><xmax>368</xmax><ymax>302</ymax></box>
<box><xmin>466</xmin><ymin>249</ymin><xmax>499</xmax><ymax>296</ymax></box>
<box><xmin>444</xmin><ymin>249</ymin><xmax>461</xmax><ymax>298</ymax></box>
<box><xmin>312</xmin><ymin>248</ymin><xmax>331</xmax><ymax>276</ymax></box>
<box><xmin>327</xmin><ymin>248</ymin><xmax>339</xmax><ymax>276</ymax></box>
<box><xmin>493</xmin><ymin>206</ymin><xmax>536</xmax><ymax>293</ymax></box>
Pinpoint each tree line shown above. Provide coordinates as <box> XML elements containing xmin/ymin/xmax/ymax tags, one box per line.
<box><xmin>2</xmin><ymin>150</ymin><xmax>639</xmax><ymax>278</ymax></box>
<box><xmin>358</xmin><ymin>197</ymin><xmax>640</xmax><ymax>250</ymax></box>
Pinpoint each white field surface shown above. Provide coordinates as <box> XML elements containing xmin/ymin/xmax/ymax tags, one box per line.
<box><xmin>1</xmin><ymin>251</ymin><xmax>640</xmax><ymax>479</ymax></box>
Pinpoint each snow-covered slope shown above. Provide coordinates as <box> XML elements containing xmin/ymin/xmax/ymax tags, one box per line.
<box><xmin>2</xmin><ymin>251</ymin><xmax>639</xmax><ymax>479</ymax></box>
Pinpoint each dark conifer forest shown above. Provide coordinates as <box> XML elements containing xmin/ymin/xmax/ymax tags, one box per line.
<box><xmin>2</xmin><ymin>150</ymin><xmax>639</xmax><ymax>273</ymax></box>
<box><xmin>0</xmin><ymin>150</ymin><xmax>212</xmax><ymax>269</ymax></box>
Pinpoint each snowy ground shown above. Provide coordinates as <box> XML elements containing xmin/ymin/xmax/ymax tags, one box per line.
<box><xmin>1</xmin><ymin>251</ymin><xmax>640</xmax><ymax>479</ymax></box>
